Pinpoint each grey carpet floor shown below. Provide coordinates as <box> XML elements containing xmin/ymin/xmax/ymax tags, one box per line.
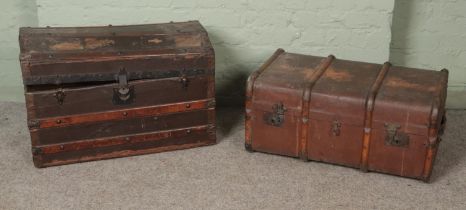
<box><xmin>0</xmin><ymin>101</ymin><xmax>465</xmax><ymax>209</ymax></box>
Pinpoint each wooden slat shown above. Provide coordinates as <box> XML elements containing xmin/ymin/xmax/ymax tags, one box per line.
<box><xmin>30</xmin><ymin>99</ymin><xmax>214</xmax><ymax>129</ymax></box>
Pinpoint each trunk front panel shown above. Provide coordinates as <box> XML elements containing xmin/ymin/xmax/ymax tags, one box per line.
<box><xmin>26</xmin><ymin>75</ymin><xmax>211</xmax><ymax>119</ymax></box>
<box><xmin>368</xmin><ymin>129</ymin><xmax>428</xmax><ymax>179</ymax></box>
<box><xmin>308</xmin><ymin>119</ymin><xmax>364</xmax><ymax>168</ymax></box>
<box><xmin>251</xmin><ymin>107</ymin><xmax>300</xmax><ymax>157</ymax></box>
<box><xmin>35</xmin><ymin>126</ymin><xmax>215</xmax><ymax>167</ymax></box>
<box><xmin>31</xmin><ymin>109</ymin><xmax>212</xmax><ymax>145</ymax></box>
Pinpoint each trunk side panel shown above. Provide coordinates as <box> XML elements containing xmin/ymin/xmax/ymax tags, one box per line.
<box><xmin>249</xmin><ymin>52</ymin><xmax>323</xmax><ymax>156</ymax></box>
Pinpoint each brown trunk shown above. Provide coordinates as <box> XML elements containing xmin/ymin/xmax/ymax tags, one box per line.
<box><xmin>20</xmin><ymin>21</ymin><xmax>216</xmax><ymax>167</ymax></box>
<box><xmin>246</xmin><ymin>49</ymin><xmax>448</xmax><ymax>182</ymax></box>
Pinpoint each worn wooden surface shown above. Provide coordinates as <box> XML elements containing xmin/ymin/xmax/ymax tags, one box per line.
<box><xmin>20</xmin><ymin>21</ymin><xmax>216</xmax><ymax>167</ymax></box>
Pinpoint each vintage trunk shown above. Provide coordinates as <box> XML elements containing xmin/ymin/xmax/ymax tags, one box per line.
<box><xmin>245</xmin><ymin>49</ymin><xmax>448</xmax><ymax>181</ymax></box>
<box><xmin>19</xmin><ymin>21</ymin><xmax>216</xmax><ymax>167</ymax></box>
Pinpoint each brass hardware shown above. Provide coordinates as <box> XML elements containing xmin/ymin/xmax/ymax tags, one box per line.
<box><xmin>186</xmin><ymin>129</ymin><xmax>192</xmax><ymax>134</ymax></box>
<box><xmin>264</xmin><ymin>102</ymin><xmax>287</xmax><ymax>127</ymax></box>
<box><xmin>186</xmin><ymin>104</ymin><xmax>191</xmax><ymax>108</ymax></box>
<box><xmin>56</xmin><ymin>119</ymin><xmax>62</xmax><ymax>124</ymax></box>
<box><xmin>113</xmin><ymin>68</ymin><xmax>134</xmax><ymax>105</ymax></box>
<box><xmin>332</xmin><ymin>120</ymin><xmax>341</xmax><ymax>136</ymax></box>
<box><xmin>54</xmin><ymin>89</ymin><xmax>66</xmax><ymax>105</ymax></box>
<box><xmin>384</xmin><ymin>123</ymin><xmax>409</xmax><ymax>147</ymax></box>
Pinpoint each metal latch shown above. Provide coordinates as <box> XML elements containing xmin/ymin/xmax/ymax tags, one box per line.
<box><xmin>54</xmin><ymin>88</ymin><xmax>66</xmax><ymax>105</ymax></box>
<box><xmin>384</xmin><ymin>123</ymin><xmax>409</xmax><ymax>147</ymax></box>
<box><xmin>264</xmin><ymin>102</ymin><xmax>287</xmax><ymax>127</ymax></box>
<box><xmin>331</xmin><ymin>120</ymin><xmax>341</xmax><ymax>136</ymax></box>
<box><xmin>113</xmin><ymin>68</ymin><xmax>134</xmax><ymax>105</ymax></box>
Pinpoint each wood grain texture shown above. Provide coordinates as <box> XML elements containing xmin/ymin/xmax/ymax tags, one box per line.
<box><xmin>247</xmin><ymin>50</ymin><xmax>448</xmax><ymax>181</ymax></box>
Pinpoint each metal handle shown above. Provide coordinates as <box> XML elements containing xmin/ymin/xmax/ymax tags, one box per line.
<box><xmin>439</xmin><ymin>114</ymin><xmax>447</xmax><ymax>135</ymax></box>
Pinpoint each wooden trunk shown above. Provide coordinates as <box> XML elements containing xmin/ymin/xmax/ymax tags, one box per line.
<box><xmin>19</xmin><ymin>21</ymin><xmax>216</xmax><ymax>167</ymax></box>
<box><xmin>245</xmin><ymin>49</ymin><xmax>448</xmax><ymax>182</ymax></box>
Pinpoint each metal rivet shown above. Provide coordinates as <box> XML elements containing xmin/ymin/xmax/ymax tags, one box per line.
<box><xmin>125</xmin><ymin>137</ymin><xmax>130</xmax><ymax>141</ymax></box>
<box><xmin>56</xmin><ymin>119</ymin><xmax>62</xmax><ymax>124</ymax></box>
<box><xmin>186</xmin><ymin>104</ymin><xmax>191</xmax><ymax>108</ymax></box>
<box><xmin>60</xmin><ymin>145</ymin><xmax>64</xmax><ymax>150</ymax></box>
<box><xmin>122</xmin><ymin>112</ymin><xmax>128</xmax><ymax>116</ymax></box>
<box><xmin>186</xmin><ymin>129</ymin><xmax>191</xmax><ymax>134</ymax></box>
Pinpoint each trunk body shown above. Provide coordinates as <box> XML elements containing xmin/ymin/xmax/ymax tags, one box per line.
<box><xmin>245</xmin><ymin>49</ymin><xmax>448</xmax><ymax>182</ymax></box>
<box><xmin>19</xmin><ymin>21</ymin><xmax>216</xmax><ymax>167</ymax></box>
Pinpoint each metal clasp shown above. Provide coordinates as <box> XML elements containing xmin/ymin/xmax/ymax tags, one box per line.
<box><xmin>113</xmin><ymin>68</ymin><xmax>134</xmax><ymax>105</ymax></box>
<box><xmin>54</xmin><ymin>89</ymin><xmax>66</xmax><ymax>105</ymax></box>
<box><xmin>264</xmin><ymin>102</ymin><xmax>287</xmax><ymax>127</ymax></box>
<box><xmin>384</xmin><ymin>123</ymin><xmax>409</xmax><ymax>147</ymax></box>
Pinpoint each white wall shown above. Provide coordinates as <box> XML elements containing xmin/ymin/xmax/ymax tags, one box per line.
<box><xmin>2</xmin><ymin>0</ymin><xmax>465</xmax><ymax>108</ymax></box>
<box><xmin>36</xmin><ymin>0</ymin><xmax>394</xmax><ymax>104</ymax></box>
<box><xmin>391</xmin><ymin>0</ymin><xmax>466</xmax><ymax>91</ymax></box>
<box><xmin>0</xmin><ymin>0</ymin><xmax>37</xmax><ymax>101</ymax></box>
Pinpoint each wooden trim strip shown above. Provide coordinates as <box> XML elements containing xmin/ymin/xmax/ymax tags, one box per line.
<box><xmin>36</xmin><ymin>141</ymin><xmax>214</xmax><ymax>168</ymax></box>
<box><xmin>31</xmin><ymin>99</ymin><xmax>214</xmax><ymax>129</ymax></box>
<box><xmin>245</xmin><ymin>48</ymin><xmax>285</xmax><ymax>151</ymax></box>
<box><xmin>299</xmin><ymin>55</ymin><xmax>335</xmax><ymax>160</ymax></box>
<box><xmin>360</xmin><ymin>62</ymin><xmax>391</xmax><ymax>171</ymax></box>
<box><xmin>35</xmin><ymin>125</ymin><xmax>210</xmax><ymax>155</ymax></box>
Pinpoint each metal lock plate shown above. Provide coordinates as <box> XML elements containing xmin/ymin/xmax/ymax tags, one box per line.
<box><xmin>384</xmin><ymin>123</ymin><xmax>409</xmax><ymax>147</ymax></box>
<box><xmin>113</xmin><ymin>69</ymin><xmax>134</xmax><ymax>105</ymax></box>
<box><xmin>264</xmin><ymin>102</ymin><xmax>287</xmax><ymax>127</ymax></box>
